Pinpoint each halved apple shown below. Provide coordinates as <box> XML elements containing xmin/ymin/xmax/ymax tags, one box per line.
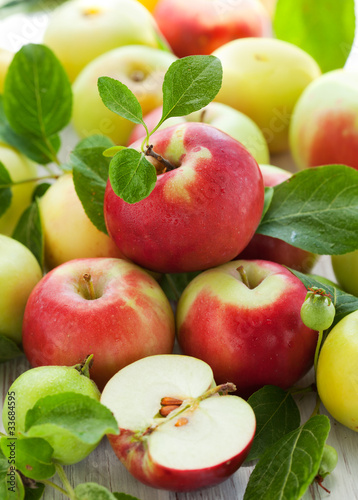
<box><xmin>101</xmin><ymin>354</ymin><xmax>256</xmax><ymax>491</ymax></box>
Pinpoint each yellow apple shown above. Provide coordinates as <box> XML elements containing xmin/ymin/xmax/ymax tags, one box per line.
<box><xmin>72</xmin><ymin>45</ymin><xmax>176</xmax><ymax>145</ymax></box>
<box><xmin>138</xmin><ymin>0</ymin><xmax>159</xmax><ymax>11</ymax></box>
<box><xmin>40</xmin><ymin>173</ymin><xmax>124</xmax><ymax>270</ymax></box>
<box><xmin>0</xmin><ymin>142</ymin><xmax>38</xmax><ymax>235</ymax></box>
<box><xmin>213</xmin><ymin>38</ymin><xmax>321</xmax><ymax>153</ymax></box>
<box><xmin>0</xmin><ymin>48</ymin><xmax>13</xmax><ymax>93</ymax></box>
<box><xmin>43</xmin><ymin>0</ymin><xmax>164</xmax><ymax>82</ymax></box>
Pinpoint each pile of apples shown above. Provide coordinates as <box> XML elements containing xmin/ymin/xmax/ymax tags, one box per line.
<box><xmin>1</xmin><ymin>0</ymin><xmax>358</xmax><ymax>495</ymax></box>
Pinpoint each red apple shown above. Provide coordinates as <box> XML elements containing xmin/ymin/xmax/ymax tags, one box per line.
<box><xmin>238</xmin><ymin>164</ymin><xmax>318</xmax><ymax>272</ymax></box>
<box><xmin>22</xmin><ymin>258</ymin><xmax>175</xmax><ymax>390</ymax></box>
<box><xmin>176</xmin><ymin>259</ymin><xmax>318</xmax><ymax>399</ymax></box>
<box><xmin>290</xmin><ymin>70</ymin><xmax>358</xmax><ymax>171</ymax></box>
<box><xmin>104</xmin><ymin>122</ymin><xmax>265</xmax><ymax>273</ymax></box>
<box><xmin>101</xmin><ymin>354</ymin><xmax>256</xmax><ymax>491</ymax></box>
<box><xmin>153</xmin><ymin>0</ymin><xmax>272</xmax><ymax>58</ymax></box>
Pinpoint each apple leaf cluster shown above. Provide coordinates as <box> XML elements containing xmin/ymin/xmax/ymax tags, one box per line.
<box><xmin>274</xmin><ymin>0</ymin><xmax>355</xmax><ymax>73</ymax></box>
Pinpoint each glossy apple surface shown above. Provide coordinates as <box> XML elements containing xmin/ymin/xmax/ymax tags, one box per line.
<box><xmin>177</xmin><ymin>259</ymin><xmax>318</xmax><ymax>398</ymax></box>
<box><xmin>153</xmin><ymin>0</ymin><xmax>271</xmax><ymax>58</ymax></box>
<box><xmin>2</xmin><ymin>364</ymin><xmax>100</xmax><ymax>464</ymax></box>
<box><xmin>213</xmin><ymin>38</ymin><xmax>321</xmax><ymax>153</ymax></box>
<box><xmin>104</xmin><ymin>122</ymin><xmax>265</xmax><ymax>273</ymax></box>
<box><xmin>331</xmin><ymin>249</ymin><xmax>358</xmax><ymax>296</ymax></box>
<box><xmin>238</xmin><ymin>164</ymin><xmax>318</xmax><ymax>272</ymax></box>
<box><xmin>0</xmin><ymin>142</ymin><xmax>38</xmax><ymax>235</ymax></box>
<box><xmin>0</xmin><ymin>48</ymin><xmax>13</xmax><ymax>93</ymax></box>
<box><xmin>43</xmin><ymin>0</ymin><xmax>163</xmax><ymax>82</ymax></box>
<box><xmin>317</xmin><ymin>310</ymin><xmax>358</xmax><ymax>431</ymax></box>
<box><xmin>40</xmin><ymin>173</ymin><xmax>125</xmax><ymax>270</ymax></box>
<box><xmin>290</xmin><ymin>70</ymin><xmax>358</xmax><ymax>171</ymax></box>
<box><xmin>0</xmin><ymin>235</ymin><xmax>42</xmax><ymax>345</ymax></box>
<box><xmin>101</xmin><ymin>354</ymin><xmax>256</xmax><ymax>490</ymax></box>
<box><xmin>128</xmin><ymin>102</ymin><xmax>270</xmax><ymax>164</ymax></box>
<box><xmin>22</xmin><ymin>258</ymin><xmax>175</xmax><ymax>390</ymax></box>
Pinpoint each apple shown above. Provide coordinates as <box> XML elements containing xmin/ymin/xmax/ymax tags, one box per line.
<box><xmin>176</xmin><ymin>259</ymin><xmax>318</xmax><ymax>399</ymax></box>
<box><xmin>43</xmin><ymin>0</ymin><xmax>164</xmax><ymax>82</ymax></box>
<box><xmin>153</xmin><ymin>0</ymin><xmax>272</xmax><ymax>58</ymax></box>
<box><xmin>2</xmin><ymin>362</ymin><xmax>101</xmax><ymax>464</ymax></box>
<box><xmin>213</xmin><ymin>38</ymin><xmax>321</xmax><ymax>153</ymax></box>
<box><xmin>0</xmin><ymin>142</ymin><xmax>38</xmax><ymax>236</ymax></box>
<box><xmin>72</xmin><ymin>45</ymin><xmax>176</xmax><ymax>145</ymax></box>
<box><xmin>290</xmin><ymin>70</ymin><xmax>358</xmax><ymax>171</ymax></box>
<box><xmin>0</xmin><ymin>48</ymin><xmax>13</xmax><ymax>93</ymax></box>
<box><xmin>22</xmin><ymin>257</ymin><xmax>175</xmax><ymax>390</ymax></box>
<box><xmin>316</xmin><ymin>309</ymin><xmax>358</xmax><ymax>432</ymax></box>
<box><xmin>238</xmin><ymin>164</ymin><xmax>318</xmax><ymax>273</ymax></box>
<box><xmin>138</xmin><ymin>0</ymin><xmax>159</xmax><ymax>11</ymax></box>
<box><xmin>128</xmin><ymin>102</ymin><xmax>270</xmax><ymax>164</ymax></box>
<box><xmin>104</xmin><ymin>122</ymin><xmax>265</xmax><ymax>273</ymax></box>
<box><xmin>331</xmin><ymin>249</ymin><xmax>358</xmax><ymax>297</ymax></box>
<box><xmin>0</xmin><ymin>235</ymin><xmax>42</xmax><ymax>345</ymax></box>
<box><xmin>39</xmin><ymin>173</ymin><xmax>125</xmax><ymax>270</ymax></box>
<box><xmin>101</xmin><ymin>354</ymin><xmax>256</xmax><ymax>490</ymax></box>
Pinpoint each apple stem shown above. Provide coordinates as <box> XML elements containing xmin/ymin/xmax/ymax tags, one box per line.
<box><xmin>199</xmin><ymin>109</ymin><xmax>207</xmax><ymax>122</ymax></box>
<box><xmin>74</xmin><ymin>354</ymin><xmax>94</xmax><ymax>378</ymax></box>
<box><xmin>314</xmin><ymin>329</ymin><xmax>324</xmax><ymax>374</ymax></box>
<box><xmin>315</xmin><ymin>475</ymin><xmax>331</xmax><ymax>494</ymax></box>
<box><xmin>197</xmin><ymin>382</ymin><xmax>237</xmax><ymax>403</ymax></box>
<box><xmin>237</xmin><ymin>265</ymin><xmax>251</xmax><ymax>288</ymax></box>
<box><xmin>145</xmin><ymin>145</ymin><xmax>176</xmax><ymax>173</ymax></box>
<box><xmin>83</xmin><ymin>273</ymin><xmax>96</xmax><ymax>300</ymax></box>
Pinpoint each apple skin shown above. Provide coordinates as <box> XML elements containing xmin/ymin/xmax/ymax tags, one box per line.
<box><xmin>2</xmin><ymin>364</ymin><xmax>101</xmax><ymax>464</ymax></box>
<box><xmin>0</xmin><ymin>142</ymin><xmax>38</xmax><ymax>236</ymax></box>
<box><xmin>0</xmin><ymin>48</ymin><xmax>13</xmax><ymax>93</ymax></box>
<box><xmin>128</xmin><ymin>102</ymin><xmax>270</xmax><ymax>165</ymax></box>
<box><xmin>40</xmin><ymin>173</ymin><xmax>125</xmax><ymax>270</ymax></box>
<box><xmin>213</xmin><ymin>38</ymin><xmax>321</xmax><ymax>153</ymax></box>
<box><xmin>0</xmin><ymin>235</ymin><xmax>42</xmax><ymax>345</ymax></box>
<box><xmin>290</xmin><ymin>70</ymin><xmax>358</xmax><ymax>171</ymax></box>
<box><xmin>238</xmin><ymin>164</ymin><xmax>318</xmax><ymax>273</ymax></box>
<box><xmin>72</xmin><ymin>45</ymin><xmax>176</xmax><ymax>145</ymax></box>
<box><xmin>22</xmin><ymin>258</ymin><xmax>175</xmax><ymax>390</ymax></box>
<box><xmin>331</xmin><ymin>249</ymin><xmax>358</xmax><ymax>297</ymax></box>
<box><xmin>177</xmin><ymin>259</ymin><xmax>318</xmax><ymax>399</ymax></box>
<box><xmin>316</xmin><ymin>310</ymin><xmax>358</xmax><ymax>432</ymax></box>
<box><xmin>104</xmin><ymin>122</ymin><xmax>265</xmax><ymax>273</ymax></box>
<box><xmin>153</xmin><ymin>0</ymin><xmax>272</xmax><ymax>58</ymax></box>
<box><xmin>43</xmin><ymin>0</ymin><xmax>164</xmax><ymax>82</ymax></box>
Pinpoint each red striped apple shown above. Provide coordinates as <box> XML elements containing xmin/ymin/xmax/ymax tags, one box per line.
<box><xmin>177</xmin><ymin>259</ymin><xmax>318</xmax><ymax>399</ymax></box>
<box><xmin>22</xmin><ymin>258</ymin><xmax>175</xmax><ymax>390</ymax></box>
<box><xmin>101</xmin><ymin>354</ymin><xmax>256</xmax><ymax>491</ymax></box>
<box><xmin>104</xmin><ymin>122</ymin><xmax>265</xmax><ymax>273</ymax></box>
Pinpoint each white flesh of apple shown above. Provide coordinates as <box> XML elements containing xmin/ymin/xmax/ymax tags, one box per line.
<box><xmin>101</xmin><ymin>355</ymin><xmax>256</xmax><ymax>470</ymax></box>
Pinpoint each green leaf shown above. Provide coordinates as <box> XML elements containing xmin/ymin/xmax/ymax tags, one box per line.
<box><xmin>257</xmin><ymin>165</ymin><xmax>358</xmax><ymax>255</ymax></box>
<box><xmin>246</xmin><ymin>386</ymin><xmax>301</xmax><ymax>462</ymax></box>
<box><xmin>0</xmin><ymin>471</ymin><xmax>25</xmax><ymax>500</ymax></box>
<box><xmin>109</xmin><ymin>148</ymin><xmax>157</xmax><ymax>204</ymax></box>
<box><xmin>160</xmin><ymin>55</ymin><xmax>223</xmax><ymax>126</ymax></box>
<box><xmin>3</xmin><ymin>44</ymin><xmax>72</xmax><ymax>139</ymax></box>
<box><xmin>71</xmin><ymin>135</ymin><xmax>114</xmax><ymax>234</ymax></box>
<box><xmin>159</xmin><ymin>271</ymin><xmax>201</xmax><ymax>302</ymax></box>
<box><xmin>244</xmin><ymin>415</ymin><xmax>331</xmax><ymax>500</ymax></box>
<box><xmin>260</xmin><ymin>186</ymin><xmax>273</xmax><ymax>222</ymax></box>
<box><xmin>0</xmin><ymin>437</ymin><xmax>55</xmax><ymax>482</ymax></box>
<box><xmin>98</xmin><ymin>77</ymin><xmax>147</xmax><ymax>129</ymax></box>
<box><xmin>103</xmin><ymin>146</ymin><xmax>127</xmax><ymax>158</ymax></box>
<box><xmin>25</xmin><ymin>392</ymin><xmax>119</xmax><ymax>445</ymax></box>
<box><xmin>113</xmin><ymin>493</ymin><xmax>140</xmax><ymax>500</ymax></box>
<box><xmin>274</xmin><ymin>0</ymin><xmax>355</xmax><ymax>73</ymax></box>
<box><xmin>289</xmin><ymin>270</ymin><xmax>358</xmax><ymax>331</ymax></box>
<box><xmin>0</xmin><ymin>160</ymin><xmax>13</xmax><ymax>187</ymax></box>
<box><xmin>31</xmin><ymin>183</ymin><xmax>51</xmax><ymax>201</ymax></box>
<box><xmin>75</xmin><ymin>483</ymin><xmax>118</xmax><ymax>500</ymax></box>
<box><xmin>12</xmin><ymin>199</ymin><xmax>44</xmax><ymax>270</ymax></box>
<box><xmin>0</xmin><ymin>160</ymin><xmax>12</xmax><ymax>217</ymax></box>
<box><xmin>24</xmin><ymin>483</ymin><xmax>45</xmax><ymax>500</ymax></box>
<box><xmin>0</xmin><ymin>334</ymin><xmax>23</xmax><ymax>364</ymax></box>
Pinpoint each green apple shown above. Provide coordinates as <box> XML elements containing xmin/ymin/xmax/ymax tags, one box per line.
<box><xmin>72</xmin><ymin>45</ymin><xmax>176</xmax><ymax>145</ymax></box>
<box><xmin>331</xmin><ymin>250</ymin><xmax>358</xmax><ymax>297</ymax></box>
<box><xmin>43</xmin><ymin>0</ymin><xmax>164</xmax><ymax>82</ymax></box>
<box><xmin>213</xmin><ymin>38</ymin><xmax>321</xmax><ymax>153</ymax></box>
<box><xmin>0</xmin><ymin>235</ymin><xmax>42</xmax><ymax>344</ymax></box>
<box><xmin>39</xmin><ymin>173</ymin><xmax>125</xmax><ymax>270</ymax></box>
<box><xmin>317</xmin><ymin>310</ymin><xmax>358</xmax><ymax>432</ymax></box>
<box><xmin>0</xmin><ymin>48</ymin><xmax>13</xmax><ymax>93</ymax></box>
<box><xmin>2</xmin><ymin>362</ymin><xmax>101</xmax><ymax>464</ymax></box>
<box><xmin>0</xmin><ymin>142</ymin><xmax>38</xmax><ymax>236</ymax></box>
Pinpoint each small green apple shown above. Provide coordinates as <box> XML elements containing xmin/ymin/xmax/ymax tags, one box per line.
<box><xmin>0</xmin><ymin>235</ymin><xmax>42</xmax><ymax>344</ymax></box>
<box><xmin>2</xmin><ymin>361</ymin><xmax>101</xmax><ymax>464</ymax></box>
<box><xmin>331</xmin><ymin>249</ymin><xmax>358</xmax><ymax>297</ymax></box>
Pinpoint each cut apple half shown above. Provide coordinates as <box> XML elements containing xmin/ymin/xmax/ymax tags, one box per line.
<box><xmin>101</xmin><ymin>354</ymin><xmax>256</xmax><ymax>491</ymax></box>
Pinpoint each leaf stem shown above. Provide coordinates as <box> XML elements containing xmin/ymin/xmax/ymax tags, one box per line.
<box><xmin>163</xmin><ymin>274</ymin><xmax>181</xmax><ymax>302</ymax></box>
<box><xmin>314</xmin><ymin>330</ymin><xmax>324</xmax><ymax>375</ymax></box>
<box><xmin>40</xmin><ymin>479</ymin><xmax>69</xmax><ymax>496</ymax></box>
<box><xmin>2</xmin><ymin>174</ymin><xmax>59</xmax><ymax>188</ymax></box>
<box><xmin>145</xmin><ymin>145</ymin><xmax>176</xmax><ymax>173</ymax></box>
<box><xmin>55</xmin><ymin>463</ymin><xmax>77</xmax><ymax>500</ymax></box>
